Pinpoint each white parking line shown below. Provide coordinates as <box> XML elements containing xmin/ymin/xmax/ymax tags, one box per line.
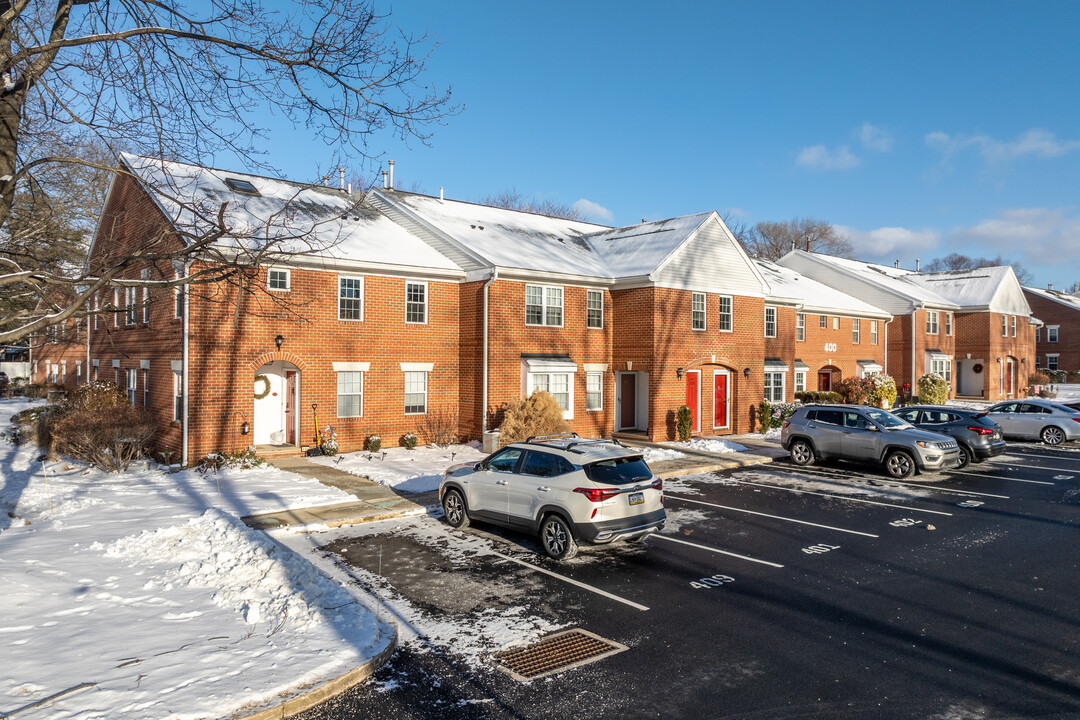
<box><xmin>668</xmin><ymin>495</ymin><xmax>879</xmax><ymax>538</ymax></box>
<box><xmin>885</xmin><ymin>480</ymin><xmax>1010</xmax><ymax>499</ymax></box>
<box><xmin>732</xmin><ymin>478</ymin><xmax>954</xmax><ymax>516</ymax></box>
<box><xmin>488</xmin><ymin>549</ymin><xmax>650</xmax><ymax>612</ymax></box>
<box><xmin>652</xmin><ymin>534</ymin><xmax>785</xmax><ymax>568</ymax></box>
<box><xmin>990</xmin><ymin>459</ymin><xmax>1078</xmax><ymax>472</ymax></box>
<box><xmin>949</xmin><ymin>469</ymin><xmax>1055</xmax><ymax>485</ymax></box>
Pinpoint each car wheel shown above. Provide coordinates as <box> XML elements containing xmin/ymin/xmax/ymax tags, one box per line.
<box><xmin>441</xmin><ymin>488</ymin><xmax>470</xmax><ymax>528</ymax></box>
<box><xmin>956</xmin><ymin>445</ymin><xmax>972</xmax><ymax>469</ymax></box>
<box><xmin>540</xmin><ymin>514</ymin><xmax>578</xmax><ymax>560</ymax></box>
<box><xmin>789</xmin><ymin>439</ymin><xmax>815</xmax><ymax>466</ymax></box>
<box><xmin>1041</xmin><ymin>426</ymin><xmax>1065</xmax><ymax>446</ymax></box>
<box><xmin>884</xmin><ymin>450</ymin><xmax>915</xmax><ymax>479</ymax></box>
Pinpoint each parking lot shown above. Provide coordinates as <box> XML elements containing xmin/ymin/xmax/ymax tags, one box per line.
<box><xmin>294</xmin><ymin>441</ymin><xmax>1080</xmax><ymax>720</ymax></box>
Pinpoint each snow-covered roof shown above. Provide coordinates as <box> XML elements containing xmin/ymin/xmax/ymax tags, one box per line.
<box><xmin>781</xmin><ymin>252</ymin><xmax>959</xmax><ymax>308</ymax></box>
<box><xmin>753</xmin><ymin>259</ymin><xmax>891</xmax><ymax>318</ymax></box>
<box><xmin>902</xmin><ymin>265</ymin><xmax>1030</xmax><ymax>313</ymax></box>
<box><xmin>1024</xmin><ymin>285</ymin><xmax>1080</xmax><ymax>313</ymax></box>
<box><xmin>585</xmin><ymin>213</ymin><xmax>714</xmax><ymax>277</ymax></box>
<box><xmin>119</xmin><ymin>154</ymin><xmax>460</xmax><ymax>273</ymax></box>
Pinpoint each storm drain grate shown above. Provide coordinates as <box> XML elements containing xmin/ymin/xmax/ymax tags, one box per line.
<box><xmin>494</xmin><ymin>629</ymin><xmax>628</xmax><ymax>681</ymax></box>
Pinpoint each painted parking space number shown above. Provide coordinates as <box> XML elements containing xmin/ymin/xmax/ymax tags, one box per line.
<box><xmin>890</xmin><ymin>518</ymin><xmax>923</xmax><ymax>528</ymax></box>
<box><xmin>690</xmin><ymin>574</ymin><xmax>735</xmax><ymax>589</ymax></box>
<box><xmin>957</xmin><ymin>500</ymin><xmax>984</xmax><ymax>508</ymax></box>
<box><xmin>802</xmin><ymin>543</ymin><xmax>840</xmax><ymax>555</ymax></box>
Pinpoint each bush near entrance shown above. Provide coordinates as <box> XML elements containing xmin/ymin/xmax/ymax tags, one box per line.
<box><xmin>497</xmin><ymin>391</ymin><xmax>569</xmax><ymax>446</ymax></box>
<box><xmin>918</xmin><ymin>373</ymin><xmax>949</xmax><ymax>405</ymax></box>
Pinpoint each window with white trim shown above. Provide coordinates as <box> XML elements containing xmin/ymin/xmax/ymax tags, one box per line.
<box><xmin>1036</xmin><ymin>327</ymin><xmax>1041</xmax><ymax>343</ymax></box>
<box><xmin>820</xmin><ymin>314</ymin><xmax>827</xmax><ymax>329</ymax></box>
<box><xmin>526</xmin><ymin>285</ymin><xmax>563</xmax><ymax>326</ymax></box>
<box><xmin>871</xmin><ymin>320</ymin><xmax>879</xmax><ymax>345</ymax></box>
<box><xmin>141</xmin><ymin>269</ymin><xmax>150</xmax><ymax>323</ymax></box>
<box><xmin>945</xmin><ymin>312</ymin><xmax>952</xmax><ymax>336</ymax></box>
<box><xmin>125</xmin><ymin>287</ymin><xmax>137</xmax><ymax>325</ymax></box>
<box><xmin>339</xmin><ymin>275</ymin><xmax>364</xmax><ymax>320</ymax></box>
<box><xmin>586</xmin><ymin>372</ymin><xmax>603</xmax><ymax>411</ymax></box>
<box><xmin>404</xmin><ymin>371</ymin><xmax>427</xmax><ymax>414</ymax></box>
<box><xmin>406</xmin><ymin>281</ymin><xmax>427</xmax><ymax>323</ymax></box>
<box><xmin>1048</xmin><ymin>325</ymin><xmax>1059</xmax><ymax>342</ymax></box>
<box><xmin>142</xmin><ymin>368</ymin><xmax>149</xmax><ymax>407</ymax></box>
<box><xmin>931</xmin><ymin>358</ymin><xmax>952</xmax><ymax>382</ymax></box>
<box><xmin>692</xmin><ymin>292</ymin><xmax>706</xmax><ymax>330</ymax></box>
<box><xmin>529</xmin><ymin>372</ymin><xmax>571</xmax><ymax>413</ymax></box>
<box><xmin>764</xmin><ymin>371</ymin><xmax>784</xmax><ymax>402</ymax></box>
<box><xmin>337</xmin><ymin>371</ymin><xmax>364</xmax><ymax>417</ymax></box>
<box><xmin>926</xmin><ymin>310</ymin><xmax>939</xmax><ymax>334</ymax></box>
<box><xmin>586</xmin><ymin>290</ymin><xmax>603</xmax><ymax>329</ymax></box>
<box><xmin>718</xmin><ymin>296</ymin><xmax>732</xmax><ymax>332</ymax></box>
<box><xmin>114</xmin><ymin>288</ymin><xmax>120</xmax><ymax>326</ymax></box>
<box><xmin>833</xmin><ymin>316</ymin><xmax>839</xmax><ymax>330</ymax></box>
<box><xmin>173</xmin><ymin>370</ymin><xmax>183</xmax><ymax>422</ymax></box>
<box><xmin>126</xmin><ymin>368</ymin><xmax>137</xmax><ymax>404</ymax></box>
<box><xmin>764</xmin><ymin>306</ymin><xmax>777</xmax><ymax>338</ymax></box>
<box><xmin>852</xmin><ymin>318</ymin><xmax>860</xmax><ymax>344</ymax></box>
<box><xmin>1047</xmin><ymin>354</ymin><xmax>1059</xmax><ymax>371</ymax></box>
<box><xmin>796</xmin><ymin>313</ymin><xmax>805</xmax><ymax>342</ymax></box>
<box><xmin>268</xmin><ymin>268</ymin><xmax>290</xmax><ymax>291</ymax></box>
<box><xmin>94</xmin><ymin>291</ymin><xmax>100</xmax><ymax>330</ymax></box>
<box><xmin>795</xmin><ymin>370</ymin><xmax>806</xmax><ymax>393</ymax></box>
<box><xmin>1001</xmin><ymin>315</ymin><xmax>1008</xmax><ymax>336</ymax></box>
<box><xmin>1011</xmin><ymin>315</ymin><xmax>1017</xmax><ymax>337</ymax></box>
<box><xmin>1035</xmin><ymin>355</ymin><xmax>1041</xmax><ymax>369</ymax></box>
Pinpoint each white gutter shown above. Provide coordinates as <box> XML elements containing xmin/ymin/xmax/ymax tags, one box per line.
<box><xmin>481</xmin><ymin>268</ymin><xmax>498</xmax><ymax>433</ymax></box>
<box><xmin>181</xmin><ymin>261</ymin><xmax>191</xmax><ymax>467</ymax></box>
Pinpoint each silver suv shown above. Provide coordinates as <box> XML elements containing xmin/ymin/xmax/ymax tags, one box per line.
<box><xmin>439</xmin><ymin>434</ymin><xmax>665</xmax><ymax>560</ymax></box>
<box><xmin>781</xmin><ymin>404</ymin><xmax>961</xmax><ymax>479</ymax></box>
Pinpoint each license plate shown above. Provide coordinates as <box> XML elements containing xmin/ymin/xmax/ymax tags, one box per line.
<box><xmin>628</xmin><ymin>492</ymin><xmax>644</xmax><ymax>506</ymax></box>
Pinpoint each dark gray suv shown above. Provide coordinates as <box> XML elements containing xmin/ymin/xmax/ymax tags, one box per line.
<box><xmin>891</xmin><ymin>406</ymin><xmax>1005</xmax><ymax>468</ymax></box>
<box><xmin>781</xmin><ymin>404</ymin><xmax>961</xmax><ymax>479</ymax></box>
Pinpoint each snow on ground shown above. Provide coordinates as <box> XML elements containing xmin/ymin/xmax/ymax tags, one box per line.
<box><xmin>666</xmin><ymin>437</ymin><xmax>748</xmax><ymax>454</ymax></box>
<box><xmin>641</xmin><ymin>446</ymin><xmax>686</xmax><ymax>463</ymax></box>
<box><xmin>310</xmin><ymin>443</ymin><xmax>487</xmax><ymax>493</ymax></box>
<box><xmin>0</xmin><ymin>398</ymin><xmax>389</xmax><ymax>720</ymax></box>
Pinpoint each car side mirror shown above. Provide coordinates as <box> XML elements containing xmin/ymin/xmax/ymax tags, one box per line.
<box><xmin>473</xmin><ymin>462</ymin><xmax>484</xmax><ymax>471</ymax></box>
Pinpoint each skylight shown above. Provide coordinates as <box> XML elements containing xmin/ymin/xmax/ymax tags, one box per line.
<box><xmin>224</xmin><ymin>177</ymin><xmax>260</xmax><ymax>195</ymax></box>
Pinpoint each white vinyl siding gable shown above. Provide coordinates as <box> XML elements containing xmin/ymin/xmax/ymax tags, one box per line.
<box><xmin>653</xmin><ymin>216</ymin><xmax>769</xmax><ymax>296</ymax></box>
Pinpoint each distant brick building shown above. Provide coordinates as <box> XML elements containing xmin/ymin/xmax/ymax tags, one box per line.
<box><xmin>1024</xmin><ymin>286</ymin><xmax>1080</xmax><ymax>379</ymax></box>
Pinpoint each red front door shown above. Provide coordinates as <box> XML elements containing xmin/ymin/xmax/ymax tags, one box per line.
<box><xmin>285</xmin><ymin>371</ymin><xmax>297</xmax><ymax>444</ymax></box>
<box><xmin>819</xmin><ymin>371</ymin><xmax>832</xmax><ymax>392</ymax></box>
<box><xmin>620</xmin><ymin>374</ymin><xmax>636</xmax><ymax>429</ymax></box>
<box><xmin>1005</xmin><ymin>359</ymin><xmax>1014</xmax><ymax>394</ymax></box>
<box><xmin>686</xmin><ymin>371</ymin><xmax>700</xmax><ymax>433</ymax></box>
<box><xmin>713</xmin><ymin>372</ymin><xmax>729</xmax><ymax>428</ymax></box>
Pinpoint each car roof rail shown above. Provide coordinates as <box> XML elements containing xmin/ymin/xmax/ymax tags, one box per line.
<box><xmin>564</xmin><ymin>437</ymin><xmax>629</xmax><ymax>454</ymax></box>
<box><xmin>525</xmin><ymin>432</ymin><xmax>580</xmax><ymax>444</ymax></box>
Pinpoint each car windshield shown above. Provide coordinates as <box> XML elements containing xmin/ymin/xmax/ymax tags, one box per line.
<box><xmin>584</xmin><ymin>456</ymin><xmax>652</xmax><ymax>485</ymax></box>
<box><xmin>865</xmin><ymin>409</ymin><xmax>911</xmax><ymax>429</ymax></box>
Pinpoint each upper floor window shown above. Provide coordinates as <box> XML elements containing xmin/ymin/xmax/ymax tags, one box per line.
<box><xmin>406</xmin><ymin>281</ymin><xmax>427</xmax><ymax>323</ymax></box>
<box><xmin>852</xmin><ymin>318</ymin><xmax>860</xmax><ymax>344</ymax></box>
<box><xmin>586</xmin><ymin>290</ymin><xmax>603</xmax><ymax>329</ymax></box>
<box><xmin>1011</xmin><ymin>315</ymin><xmax>1017</xmax><ymax>337</ymax></box>
<box><xmin>832</xmin><ymin>316</ymin><xmax>839</xmax><ymax>330</ymax></box>
<box><xmin>268</xmin><ymin>268</ymin><xmax>290</xmax><ymax>291</ymax></box>
<box><xmin>945</xmin><ymin>312</ymin><xmax>952</xmax><ymax>336</ymax></box>
<box><xmin>1048</xmin><ymin>325</ymin><xmax>1059</xmax><ymax>342</ymax></box>
<box><xmin>125</xmin><ymin>287</ymin><xmax>137</xmax><ymax>325</ymax></box>
<box><xmin>141</xmin><ymin>269</ymin><xmax>150</xmax><ymax>323</ymax></box>
<box><xmin>114</xmin><ymin>288</ymin><xmax>120</xmax><ymax>327</ymax></box>
<box><xmin>692</xmin><ymin>292</ymin><xmax>706</xmax><ymax>330</ymax></box>
<box><xmin>526</xmin><ymin>285</ymin><xmax>563</xmax><ymax>326</ymax></box>
<box><xmin>339</xmin><ymin>275</ymin><xmax>364</xmax><ymax>321</ymax></box>
<box><xmin>764</xmin><ymin>306</ymin><xmax>777</xmax><ymax>338</ymax></box>
<box><xmin>1036</xmin><ymin>327</ymin><xmax>1041</xmax><ymax>343</ymax></box>
<box><xmin>871</xmin><ymin>320</ymin><xmax>879</xmax><ymax>345</ymax></box>
<box><xmin>820</xmin><ymin>314</ymin><xmax>827</xmax><ymax>329</ymax></box>
<box><xmin>1001</xmin><ymin>315</ymin><xmax>1008</xmax><ymax>336</ymax></box>
<box><xmin>796</xmin><ymin>313</ymin><xmax>805</xmax><ymax>342</ymax></box>
<box><xmin>717</xmin><ymin>296</ymin><xmax>732</xmax><ymax>332</ymax></box>
<box><xmin>926</xmin><ymin>310</ymin><xmax>939</xmax><ymax>335</ymax></box>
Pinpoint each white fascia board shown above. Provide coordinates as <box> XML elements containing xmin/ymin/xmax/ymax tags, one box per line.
<box><xmin>492</xmin><ymin>266</ymin><xmax>616</xmax><ymax>287</ymax></box>
<box><xmin>279</xmin><ymin>254</ymin><xmax>465</xmax><ymax>281</ymax></box>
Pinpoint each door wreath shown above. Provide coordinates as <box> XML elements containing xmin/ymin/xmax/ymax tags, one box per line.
<box><xmin>254</xmin><ymin>374</ymin><xmax>271</xmax><ymax>399</ymax></box>
<box><xmin>972</xmin><ymin>363</ymin><xmax>983</xmax><ymax>374</ymax></box>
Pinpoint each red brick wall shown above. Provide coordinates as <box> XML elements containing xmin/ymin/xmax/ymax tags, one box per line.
<box><xmin>1025</xmin><ymin>291</ymin><xmax>1080</xmax><ymax>379</ymax></box>
<box><xmin>31</xmin><ymin>319</ymin><xmax>87</xmax><ymax>388</ymax></box>
<box><xmin>954</xmin><ymin>311</ymin><xmax>1036</xmax><ymax>399</ymax></box>
<box><xmin>769</xmin><ymin>309</ymin><xmax>889</xmax><ymax>395</ymax></box>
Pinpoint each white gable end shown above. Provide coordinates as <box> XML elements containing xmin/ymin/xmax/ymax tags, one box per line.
<box><xmin>652</xmin><ymin>214</ymin><xmax>770</xmax><ymax>296</ymax></box>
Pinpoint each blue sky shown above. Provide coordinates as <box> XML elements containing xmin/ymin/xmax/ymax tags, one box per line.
<box><xmin>258</xmin><ymin>1</ymin><xmax>1080</xmax><ymax>291</ymax></box>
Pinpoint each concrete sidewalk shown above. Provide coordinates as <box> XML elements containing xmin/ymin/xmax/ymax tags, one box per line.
<box><xmin>243</xmin><ymin>436</ymin><xmax>787</xmax><ymax>531</ymax></box>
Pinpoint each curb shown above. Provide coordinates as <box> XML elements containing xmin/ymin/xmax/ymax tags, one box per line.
<box><xmin>233</xmin><ymin>623</ymin><xmax>398</xmax><ymax>720</ymax></box>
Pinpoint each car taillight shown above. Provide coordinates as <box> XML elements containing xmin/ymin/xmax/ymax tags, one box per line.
<box><xmin>1073</xmin><ymin>418</ymin><xmax>1080</xmax><ymax>425</ymax></box>
<box><xmin>574</xmin><ymin>487</ymin><xmax>620</xmax><ymax>502</ymax></box>
<box><xmin>651</xmin><ymin>478</ymin><xmax>663</xmax><ymax>491</ymax></box>
<box><xmin>967</xmin><ymin>426</ymin><xmax>993</xmax><ymax>435</ymax></box>
<box><xmin>782</xmin><ymin>420</ymin><xmax>790</xmax><ymax>428</ymax></box>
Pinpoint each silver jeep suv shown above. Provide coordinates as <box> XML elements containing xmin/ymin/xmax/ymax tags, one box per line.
<box><xmin>781</xmin><ymin>404</ymin><xmax>961</xmax><ymax>479</ymax></box>
<box><xmin>439</xmin><ymin>434</ymin><xmax>665</xmax><ymax>560</ymax></box>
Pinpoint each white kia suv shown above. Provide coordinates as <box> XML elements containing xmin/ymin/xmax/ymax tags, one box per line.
<box><xmin>439</xmin><ymin>434</ymin><xmax>666</xmax><ymax>560</ymax></box>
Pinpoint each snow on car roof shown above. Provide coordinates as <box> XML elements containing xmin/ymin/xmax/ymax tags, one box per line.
<box><xmin>121</xmin><ymin>154</ymin><xmax>460</xmax><ymax>271</ymax></box>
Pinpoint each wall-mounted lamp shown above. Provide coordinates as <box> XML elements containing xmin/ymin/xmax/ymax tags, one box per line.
<box><xmin>676</xmin><ymin>368</ymin><xmax>684</xmax><ymax>379</ymax></box>
<box><xmin>743</xmin><ymin>368</ymin><xmax>751</xmax><ymax>379</ymax></box>
<box><xmin>1021</xmin><ymin>357</ymin><xmax>1026</xmax><ymax>364</ymax></box>
<box><xmin>996</xmin><ymin>357</ymin><xmax>1002</xmax><ymax>364</ymax></box>
<box><xmin>275</xmin><ymin>334</ymin><xmax>284</xmax><ymax>350</ymax></box>
<box><xmin>241</xmin><ymin>421</ymin><xmax>250</xmax><ymax>435</ymax></box>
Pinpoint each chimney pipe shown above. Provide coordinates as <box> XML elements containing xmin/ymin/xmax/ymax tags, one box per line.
<box><xmin>916</xmin><ymin>258</ymin><xmax>920</xmax><ymax>272</ymax></box>
<box><xmin>1048</xmin><ymin>282</ymin><xmax>1053</xmax><ymax>290</ymax></box>
<box><xmin>339</xmin><ymin>167</ymin><xmax>345</xmax><ymax>190</ymax></box>
<box><xmin>382</xmin><ymin>170</ymin><xmax>388</xmax><ymax>189</ymax></box>
<box><xmin>895</xmin><ymin>259</ymin><xmax>900</xmax><ymax>268</ymax></box>
<box><xmin>388</xmin><ymin>160</ymin><xmax>395</xmax><ymax>190</ymax></box>
<box><xmin>440</xmin><ymin>186</ymin><xmax>444</xmax><ymax>201</ymax></box>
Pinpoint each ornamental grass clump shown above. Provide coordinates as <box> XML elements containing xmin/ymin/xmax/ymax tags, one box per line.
<box><xmin>497</xmin><ymin>391</ymin><xmax>569</xmax><ymax>445</ymax></box>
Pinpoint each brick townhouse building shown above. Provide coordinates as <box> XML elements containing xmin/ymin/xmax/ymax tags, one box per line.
<box><xmin>754</xmin><ymin>259</ymin><xmax>892</xmax><ymax>399</ymax></box>
<box><xmin>30</xmin><ymin>315</ymin><xmax>87</xmax><ymax>389</ymax></box>
<box><xmin>78</xmin><ymin>156</ymin><xmax>909</xmax><ymax>463</ymax></box>
<box><xmin>1023</xmin><ymin>285</ymin><xmax>1080</xmax><ymax>377</ymax></box>
<box><xmin>778</xmin><ymin>252</ymin><xmax>1036</xmax><ymax>400</ymax></box>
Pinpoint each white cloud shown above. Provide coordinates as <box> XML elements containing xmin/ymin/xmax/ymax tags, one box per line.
<box><xmin>836</xmin><ymin>224</ymin><xmax>940</xmax><ymax>260</ymax></box>
<box><xmin>796</xmin><ymin>144</ymin><xmax>860</xmax><ymax>171</ymax></box>
<box><xmin>949</xmin><ymin>207</ymin><xmax>1080</xmax><ymax>266</ymax></box>
<box><xmin>859</xmin><ymin>123</ymin><xmax>894</xmax><ymax>153</ymax></box>
<box><xmin>571</xmin><ymin>198</ymin><xmax>613</xmax><ymax>222</ymax></box>
<box><xmin>926</xmin><ymin>128</ymin><xmax>1080</xmax><ymax>164</ymax></box>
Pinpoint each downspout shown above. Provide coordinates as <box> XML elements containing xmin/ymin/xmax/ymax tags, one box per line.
<box><xmin>911</xmin><ymin>304</ymin><xmax>923</xmax><ymax>399</ymax></box>
<box><xmin>481</xmin><ymin>268</ymin><xmax>498</xmax><ymax>434</ymax></box>
<box><xmin>181</xmin><ymin>260</ymin><xmax>191</xmax><ymax>467</ymax></box>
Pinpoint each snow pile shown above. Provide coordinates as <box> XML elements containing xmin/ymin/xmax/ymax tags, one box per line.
<box><xmin>671</xmin><ymin>437</ymin><xmax>748</xmax><ymax>453</ymax></box>
<box><xmin>642</xmin><ymin>446</ymin><xmax>686</xmax><ymax>462</ymax></box>
<box><xmin>310</xmin><ymin>443</ymin><xmax>486</xmax><ymax>493</ymax></box>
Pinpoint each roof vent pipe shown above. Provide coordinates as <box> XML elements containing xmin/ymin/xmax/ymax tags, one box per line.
<box><xmin>388</xmin><ymin>160</ymin><xmax>395</xmax><ymax>190</ymax></box>
<box><xmin>1048</xmin><ymin>282</ymin><xmax>1053</xmax><ymax>290</ymax></box>
<box><xmin>916</xmin><ymin>258</ymin><xmax>920</xmax><ymax>272</ymax></box>
<box><xmin>339</xmin><ymin>168</ymin><xmax>345</xmax><ymax>190</ymax></box>
<box><xmin>895</xmin><ymin>259</ymin><xmax>900</xmax><ymax>268</ymax></box>
<box><xmin>382</xmin><ymin>170</ymin><xmax>388</xmax><ymax>189</ymax></box>
<box><xmin>440</xmin><ymin>186</ymin><xmax>444</xmax><ymax>201</ymax></box>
